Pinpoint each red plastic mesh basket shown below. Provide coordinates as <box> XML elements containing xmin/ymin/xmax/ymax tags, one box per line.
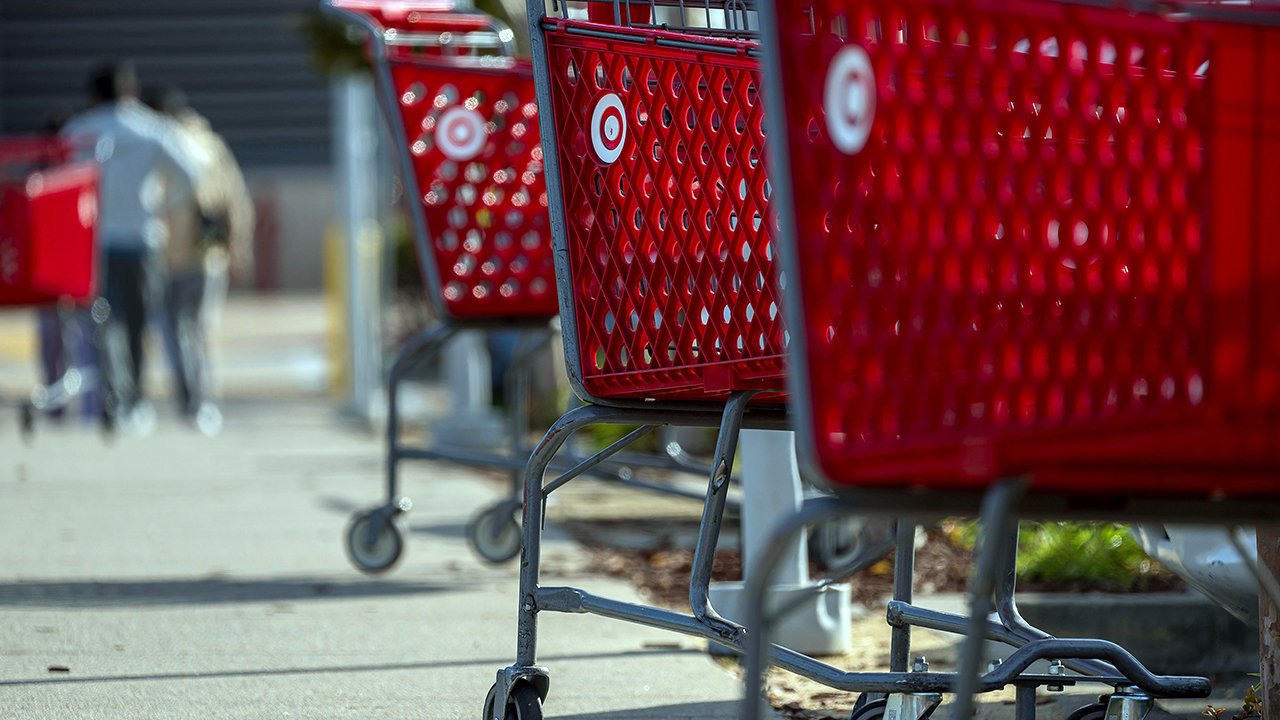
<box><xmin>0</xmin><ymin>138</ymin><xmax>98</xmax><ymax>307</ymax></box>
<box><xmin>543</xmin><ymin>20</ymin><xmax>786</xmax><ymax>401</ymax></box>
<box><xmin>334</xmin><ymin>0</ymin><xmax>558</xmax><ymax>321</ymax></box>
<box><xmin>388</xmin><ymin>55</ymin><xmax>558</xmax><ymax>319</ymax></box>
<box><xmin>769</xmin><ymin>0</ymin><xmax>1280</xmax><ymax>498</ymax></box>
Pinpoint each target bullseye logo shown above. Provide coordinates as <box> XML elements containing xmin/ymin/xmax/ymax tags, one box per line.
<box><xmin>824</xmin><ymin>45</ymin><xmax>876</xmax><ymax>155</ymax></box>
<box><xmin>589</xmin><ymin>93</ymin><xmax>626</xmax><ymax>165</ymax></box>
<box><xmin>436</xmin><ymin>106</ymin><xmax>487</xmax><ymax>161</ymax></box>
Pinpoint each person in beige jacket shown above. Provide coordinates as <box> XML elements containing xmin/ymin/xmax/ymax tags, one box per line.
<box><xmin>145</xmin><ymin>85</ymin><xmax>254</xmax><ymax>434</ymax></box>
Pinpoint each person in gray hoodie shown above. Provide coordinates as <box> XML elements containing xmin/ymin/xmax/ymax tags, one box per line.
<box><xmin>60</xmin><ymin>60</ymin><xmax>208</xmax><ymax>426</ymax></box>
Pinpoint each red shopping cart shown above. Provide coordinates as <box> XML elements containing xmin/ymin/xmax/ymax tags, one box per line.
<box><xmin>326</xmin><ymin>0</ymin><xmax>741</xmax><ymax>571</ymax></box>
<box><xmin>325</xmin><ymin>0</ymin><xmax>564</xmax><ymax>572</ymax></box>
<box><xmin>0</xmin><ymin>138</ymin><xmax>97</xmax><ymax>307</ymax></box>
<box><xmin>0</xmin><ymin>136</ymin><xmax>109</xmax><ymax>436</ymax></box>
<box><xmin>740</xmin><ymin>0</ymin><xmax>1280</xmax><ymax>717</ymax></box>
<box><xmin>482</xmin><ymin>3</ymin><xmax>794</xmax><ymax>718</ymax></box>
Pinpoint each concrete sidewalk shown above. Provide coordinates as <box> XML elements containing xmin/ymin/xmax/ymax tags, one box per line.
<box><xmin>0</xmin><ymin>398</ymin><xmax>747</xmax><ymax>719</ymax></box>
<box><xmin>0</xmin><ymin>295</ymin><xmax>748</xmax><ymax>720</ymax></box>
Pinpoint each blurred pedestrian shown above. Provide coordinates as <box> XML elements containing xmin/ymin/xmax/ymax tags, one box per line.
<box><xmin>144</xmin><ymin>84</ymin><xmax>254</xmax><ymax>434</ymax></box>
<box><xmin>59</xmin><ymin>60</ymin><xmax>208</xmax><ymax>430</ymax></box>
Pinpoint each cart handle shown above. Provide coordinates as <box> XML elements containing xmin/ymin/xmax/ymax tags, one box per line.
<box><xmin>327</xmin><ymin>0</ymin><xmax>518</xmax><ymax>58</ymax></box>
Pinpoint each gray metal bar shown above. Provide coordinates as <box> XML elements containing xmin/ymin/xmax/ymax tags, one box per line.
<box><xmin>1015</xmin><ymin>685</ymin><xmax>1037</xmax><ymax>720</ymax></box>
<box><xmin>689</xmin><ymin>390</ymin><xmax>758</xmax><ymax>640</ymax></box>
<box><xmin>541</xmin><ymin>425</ymin><xmax>658</xmax><ymax>496</ymax></box>
<box><xmin>887</xmin><ymin>600</ymin><xmax>1023</xmax><ymax>648</ymax></box>
<box><xmin>383</xmin><ymin>29</ymin><xmax>509</xmax><ymax>50</ymax></box>
<box><xmin>384</xmin><ymin>324</ymin><xmax>456</xmax><ymax>510</ymax></box>
<box><xmin>891</xmin><ymin>596</ymin><xmax>1181</xmax><ymax>684</ymax></box>
<box><xmin>1228</xmin><ymin>525</ymin><xmax>1280</xmax><ymax>614</ymax></box>
<box><xmin>540</xmin><ymin>581</ymin><xmax>1209</xmax><ymax>707</ymax></box>
<box><xmin>512</xmin><ymin>401</ymin><xmax>781</xmax><ymax>670</ymax></box>
<box><xmin>515</xmin><ymin>406</ymin><xmax>604</xmax><ymax>667</ymax></box>
<box><xmin>994</xmin><ymin>523</ymin><xmax>1120</xmax><ymax>678</ymax></box>
<box><xmin>952</xmin><ymin>479</ymin><xmax>1028</xmax><ymax>720</ymax></box>
<box><xmin>890</xmin><ymin>520</ymin><xmax>915</xmax><ymax>674</ymax></box>
<box><xmin>553</xmin><ymin>21</ymin><xmax>761</xmax><ymax>51</ymax></box>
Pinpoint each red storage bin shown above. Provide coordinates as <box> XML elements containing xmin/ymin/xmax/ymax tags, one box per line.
<box><xmin>0</xmin><ymin>138</ymin><xmax>98</xmax><ymax>307</ymax></box>
<box><xmin>767</xmin><ymin>0</ymin><xmax>1280</xmax><ymax>500</ymax></box>
<box><xmin>542</xmin><ymin>20</ymin><xmax>785</xmax><ymax>401</ymax></box>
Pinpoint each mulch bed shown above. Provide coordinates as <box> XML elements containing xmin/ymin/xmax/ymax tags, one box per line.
<box><xmin>583</xmin><ymin>528</ymin><xmax>1182</xmax><ymax>611</ymax></box>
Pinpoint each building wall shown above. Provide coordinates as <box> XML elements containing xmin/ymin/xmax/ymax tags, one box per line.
<box><xmin>1</xmin><ymin>0</ymin><xmax>337</xmax><ymax>290</ymax></box>
<box><xmin>244</xmin><ymin>168</ymin><xmax>334</xmax><ymax>293</ymax></box>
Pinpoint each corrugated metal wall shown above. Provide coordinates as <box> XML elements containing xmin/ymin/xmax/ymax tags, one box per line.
<box><xmin>1</xmin><ymin>0</ymin><xmax>332</xmax><ymax>167</ymax></box>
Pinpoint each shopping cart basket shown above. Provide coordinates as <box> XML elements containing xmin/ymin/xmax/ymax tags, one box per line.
<box><xmin>482</xmin><ymin>2</ymin><xmax>795</xmax><ymax>718</ymax></box>
<box><xmin>739</xmin><ymin>0</ymin><xmax>1280</xmax><ymax>718</ymax></box>
<box><xmin>326</xmin><ymin>0</ymin><xmax>738</xmax><ymax>570</ymax></box>
<box><xmin>0</xmin><ymin>136</ymin><xmax>110</xmax><ymax>436</ymax></box>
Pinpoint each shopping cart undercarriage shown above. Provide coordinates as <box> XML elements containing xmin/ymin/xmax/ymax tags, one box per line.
<box><xmin>481</xmin><ymin>0</ymin><xmax>1239</xmax><ymax>718</ymax></box>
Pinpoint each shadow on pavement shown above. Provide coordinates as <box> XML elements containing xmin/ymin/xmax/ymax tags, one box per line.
<box><xmin>0</xmin><ymin>648</ymin><xmax>700</xmax><ymax>687</ymax></box>
<box><xmin>0</xmin><ymin>575</ymin><xmax>470</xmax><ymax>608</ymax></box>
<box><xmin>408</xmin><ymin>521</ymin><xmax>468</xmax><ymax>539</ymax></box>
<box><xmin>550</xmin><ymin>701</ymin><xmax>741</xmax><ymax>720</ymax></box>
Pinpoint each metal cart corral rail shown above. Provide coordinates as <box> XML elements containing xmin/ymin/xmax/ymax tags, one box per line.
<box><xmin>0</xmin><ymin>136</ymin><xmax>112</xmax><ymax>436</ymax></box>
<box><xmin>324</xmin><ymin>0</ymin><xmax>747</xmax><ymax>570</ymax></box>
<box><xmin>745</xmin><ymin>0</ymin><xmax>1280</xmax><ymax>717</ymax></box>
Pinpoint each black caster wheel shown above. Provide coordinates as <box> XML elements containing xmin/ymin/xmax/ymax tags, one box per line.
<box><xmin>467</xmin><ymin>501</ymin><xmax>521</xmax><ymax>564</ymax></box>
<box><xmin>809</xmin><ymin>516</ymin><xmax>868</xmax><ymax>570</ymax></box>
<box><xmin>1064</xmin><ymin>702</ymin><xmax>1108</xmax><ymax>720</ymax></box>
<box><xmin>483</xmin><ymin>682</ymin><xmax>542</xmax><ymax>720</ymax></box>
<box><xmin>505</xmin><ymin>683</ymin><xmax>542</xmax><ymax>720</ymax></box>
<box><xmin>482</xmin><ymin>683</ymin><xmax>500</xmax><ymax>720</ymax></box>
<box><xmin>345</xmin><ymin>510</ymin><xmax>403</xmax><ymax>574</ymax></box>
<box><xmin>849</xmin><ymin>697</ymin><xmax>887</xmax><ymax>720</ymax></box>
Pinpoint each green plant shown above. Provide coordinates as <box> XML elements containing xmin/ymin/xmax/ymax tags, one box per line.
<box><xmin>296</xmin><ymin>11</ymin><xmax>371</xmax><ymax>76</ymax></box>
<box><xmin>1203</xmin><ymin>682</ymin><xmax>1262</xmax><ymax>719</ymax></box>
<box><xmin>578</xmin><ymin>423</ymin><xmax>660</xmax><ymax>454</ymax></box>
<box><xmin>946</xmin><ymin>521</ymin><xmax>1171</xmax><ymax>591</ymax></box>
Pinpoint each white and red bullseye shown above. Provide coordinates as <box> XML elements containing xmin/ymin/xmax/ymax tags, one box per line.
<box><xmin>436</xmin><ymin>106</ymin><xmax>487</xmax><ymax>161</ymax></box>
<box><xmin>824</xmin><ymin>45</ymin><xmax>876</xmax><ymax>155</ymax></box>
<box><xmin>589</xmin><ymin>93</ymin><xmax>626</xmax><ymax>165</ymax></box>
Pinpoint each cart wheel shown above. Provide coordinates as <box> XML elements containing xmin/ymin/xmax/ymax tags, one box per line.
<box><xmin>1064</xmin><ymin>702</ymin><xmax>1107</xmax><ymax>720</ymax></box>
<box><xmin>848</xmin><ymin>697</ymin><xmax>886</xmax><ymax>720</ymax></box>
<box><xmin>345</xmin><ymin>510</ymin><xmax>403</xmax><ymax>573</ymax></box>
<box><xmin>482</xmin><ymin>683</ymin><xmax>500</xmax><ymax>720</ymax></box>
<box><xmin>809</xmin><ymin>516</ymin><xmax>868</xmax><ymax>570</ymax></box>
<box><xmin>504</xmin><ymin>683</ymin><xmax>542</xmax><ymax>720</ymax></box>
<box><xmin>467</xmin><ymin>501</ymin><xmax>521</xmax><ymax>564</ymax></box>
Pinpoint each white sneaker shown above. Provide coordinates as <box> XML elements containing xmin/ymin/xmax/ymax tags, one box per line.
<box><xmin>195</xmin><ymin>403</ymin><xmax>222</xmax><ymax>437</ymax></box>
<box><xmin>122</xmin><ymin>400</ymin><xmax>157</xmax><ymax>437</ymax></box>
